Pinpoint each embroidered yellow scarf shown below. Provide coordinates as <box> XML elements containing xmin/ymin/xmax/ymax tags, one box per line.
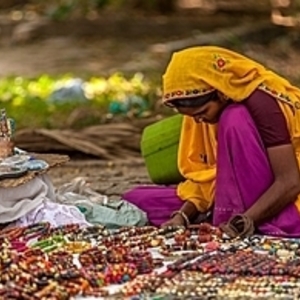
<box><xmin>162</xmin><ymin>46</ymin><xmax>300</xmax><ymax>212</ymax></box>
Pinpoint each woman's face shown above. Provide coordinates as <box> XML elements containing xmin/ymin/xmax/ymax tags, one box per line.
<box><xmin>176</xmin><ymin>98</ymin><xmax>228</xmax><ymax>124</ymax></box>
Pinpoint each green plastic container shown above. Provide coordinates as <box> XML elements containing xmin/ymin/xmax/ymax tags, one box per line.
<box><xmin>141</xmin><ymin>114</ymin><xmax>185</xmax><ymax>185</ymax></box>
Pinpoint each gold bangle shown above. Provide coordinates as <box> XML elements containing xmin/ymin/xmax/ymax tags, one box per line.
<box><xmin>171</xmin><ymin>210</ymin><xmax>190</xmax><ymax>227</ymax></box>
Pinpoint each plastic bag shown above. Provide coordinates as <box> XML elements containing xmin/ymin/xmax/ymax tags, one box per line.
<box><xmin>55</xmin><ymin>177</ymin><xmax>148</xmax><ymax>229</ymax></box>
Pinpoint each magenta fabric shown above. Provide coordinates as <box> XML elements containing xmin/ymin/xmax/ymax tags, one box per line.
<box><xmin>122</xmin><ymin>186</ymin><xmax>182</xmax><ymax>226</ymax></box>
<box><xmin>214</xmin><ymin>104</ymin><xmax>300</xmax><ymax>237</ymax></box>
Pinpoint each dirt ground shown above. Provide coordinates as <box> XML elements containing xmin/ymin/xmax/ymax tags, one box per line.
<box><xmin>48</xmin><ymin>159</ymin><xmax>151</xmax><ymax>200</ymax></box>
<box><xmin>2</xmin><ymin>12</ymin><xmax>300</xmax><ymax>195</ymax></box>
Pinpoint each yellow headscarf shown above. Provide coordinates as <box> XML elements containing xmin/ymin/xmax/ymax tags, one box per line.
<box><xmin>162</xmin><ymin>46</ymin><xmax>300</xmax><ymax>212</ymax></box>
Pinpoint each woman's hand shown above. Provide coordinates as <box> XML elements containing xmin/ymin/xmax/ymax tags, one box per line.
<box><xmin>161</xmin><ymin>214</ymin><xmax>186</xmax><ymax>228</ymax></box>
<box><xmin>244</xmin><ymin>145</ymin><xmax>300</xmax><ymax>224</ymax></box>
<box><xmin>160</xmin><ymin>201</ymin><xmax>200</xmax><ymax>228</ymax></box>
<box><xmin>220</xmin><ymin>214</ymin><xmax>255</xmax><ymax>239</ymax></box>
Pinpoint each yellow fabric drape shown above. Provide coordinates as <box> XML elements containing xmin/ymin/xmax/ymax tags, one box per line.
<box><xmin>162</xmin><ymin>46</ymin><xmax>300</xmax><ymax>212</ymax></box>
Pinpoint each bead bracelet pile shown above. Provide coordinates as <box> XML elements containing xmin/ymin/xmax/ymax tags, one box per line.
<box><xmin>2</xmin><ymin>222</ymin><xmax>300</xmax><ymax>299</ymax></box>
<box><xmin>155</xmin><ymin>271</ymin><xmax>300</xmax><ymax>299</ymax></box>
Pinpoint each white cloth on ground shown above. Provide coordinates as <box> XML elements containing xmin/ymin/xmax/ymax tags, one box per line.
<box><xmin>0</xmin><ymin>174</ymin><xmax>53</xmax><ymax>223</ymax></box>
<box><xmin>1</xmin><ymin>174</ymin><xmax>90</xmax><ymax>227</ymax></box>
<box><xmin>12</xmin><ymin>200</ymin><xmax>90</xmax><ymax>228</ymax></box>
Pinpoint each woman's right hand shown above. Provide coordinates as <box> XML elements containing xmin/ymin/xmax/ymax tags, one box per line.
<box><xmin>161</xmin><ymin>214</ymin><xmax>186</xmax><ymax>228</ymax></box>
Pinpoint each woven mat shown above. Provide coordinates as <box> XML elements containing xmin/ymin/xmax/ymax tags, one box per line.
<box><xmin>0</xmin><ymin>153</ymin><xmax>69</xmax><ymax>189</ymax></box>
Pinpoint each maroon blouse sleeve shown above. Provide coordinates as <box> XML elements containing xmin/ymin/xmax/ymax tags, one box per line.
<box><xmin>243</xmin><ymin>89</ymin><xmax>291</xmax><ymax>148</ymax></box>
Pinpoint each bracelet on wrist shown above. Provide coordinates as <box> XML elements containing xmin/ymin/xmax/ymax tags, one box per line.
<box><xmin>170</xmin><ymin>210</ymin><xmax>190</xmax><ymax>227</ymax></box>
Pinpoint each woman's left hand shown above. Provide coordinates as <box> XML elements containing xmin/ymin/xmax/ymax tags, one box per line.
<box><xmin>219</xmin><ymin>214</ymin><xmax>255</xmax><ymax>239</ymax></box>
<box><xmin>161</xmin><ymin>214</ymin><xmax>186</xmax><ymax>228</ymax></box>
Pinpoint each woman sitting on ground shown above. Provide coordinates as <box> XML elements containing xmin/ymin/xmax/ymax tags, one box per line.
<box><xmin>124</xmin><ymin>46</ymin><xmax>300</xmax><ymax>238</ymax></box>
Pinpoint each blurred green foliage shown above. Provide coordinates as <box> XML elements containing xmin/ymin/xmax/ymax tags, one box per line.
<box><xmin>0</xmin><ymin>73</ymin><xmax>160</xmax><ymax>129</ymax></box>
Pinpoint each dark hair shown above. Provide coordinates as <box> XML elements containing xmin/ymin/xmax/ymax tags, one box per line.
<box><xmin>170</xmin><ymin>91</ymin><xmax>218</xmax><ymax>108</ymax></box>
